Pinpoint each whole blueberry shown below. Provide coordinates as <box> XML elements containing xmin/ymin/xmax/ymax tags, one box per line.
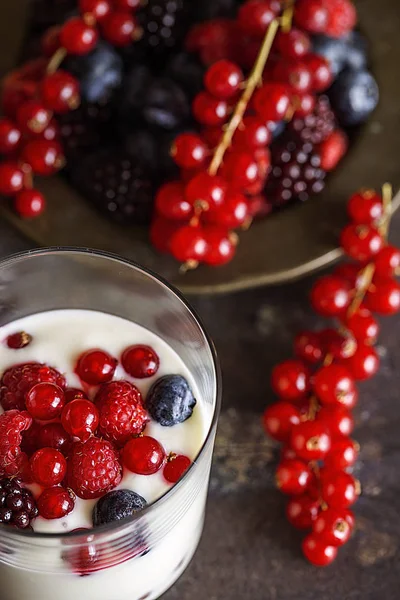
<box><xmin>143</xmin><ymin>78</ymin><xmax>190</xmax><ymax>131</ymax></box>
<box><xmin>145</xmin><ymin>375</ymin><xmax>196</xmax><ymax>426</ymax></box>
<box><xmin>329</xmin><ymin>68</ymin><xmax>379</xmax><ymax>126</ymax></box>
<box><xmin>344</xmin><ymin>31</ymin><xmax>368</xmax><ymax>72</ymax></box>
<box><xmin>312</xmin><ymin>35</ymin><xmax>347</xmax><ymax>77</ymax></box>
<box><xmin>93</xmin><ymin>490</ymin><xmax>147</xmax><ymax>527</ymax></box>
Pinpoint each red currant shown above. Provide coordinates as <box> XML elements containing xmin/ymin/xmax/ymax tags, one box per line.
<box><xmin>41</xmin><ymin>71</ymin><xmax>80</xmax><ymax>114</ymax></box>
<box><xmin>302</xmin><ymin>534</ymin><xmax>337</xmax><ymax>566</ymax></box>
<box><xmin>155</xmin><ymin>181</ymin><xmax>193</xmax><ymax>221</ymax></box>
<box><xmin>344</xmin><ymin>305</ymin><xmax>379</xmax><ymax>343</ymax></box>
<box><xmin>324</xmin><ymin>436</ymin><xmax>358</xmax><ymax>470</ymax></box>
<box><xmin>37</xmin><ymin>422</ymin><xmax>72</xmax><ymax>456</ymax></box>
<box><xmin>26</xmin><ymin>383</ymin><xmax>65</xmax><ymax>420</ymax></box>
<box><xmin>171</xmin><ymin>133</ymin><xmax>208</xmax><ymax>169</ymax></box>
<box><xmin>101</xmin><ymin>12</ymin><xmax>141</xmax><ymax>46</ymax></box>
<box><xmin>320</xmin><ymin>469</ymin><xmax>359</xmax><ymax>508</ymax></box>
<box><xmin>290</xmin><ymin>421</ymin><xmax>331</xmax><ymax>461</ymax></box>
<box><xmin>193</xmin><ymin>92</ymin><xmax>229</xmax><ymax>126</ymax></box>
<box><xmin>203</xmin><ymin>226</ymin><xmax>236</xmax><ymax>266</ymax></box>
<box><xmin>2</xmin><ymin>59</ymin><xmax>45</xmax><ymax>119</ymax></box>
<box><xmin>294</xmin><ymin>0</ymin><xmax>329</xmax><ymax>34</ymax></box>
<box><xmin>271</xmin><ymin>359</ymin><xmax>310</xmax><ymax>402</ymax></box>
<box><xmin>276</xmin><ymin>459</ymin><xmax>312</xmax><ymax>495</ymax></box>
<box><xmin>204</xmin><ymin>60</ymin><xmax>243</xmax><ymax>99</ymax></box>
<box><xmin>16</xmin><ymin>101</ymin><xmax>51</xmax><ymax>135</ymax></box>
<box><xmin>205</xmin><ymin>191</ymin><xmax>248</xmax><ymax>229</ymax></box>
<box><xmin>41</xmin><ymin>26</ymin><xmax>61</xmax><ymax>57</ymax></box>
<box><xmin>333</xmin><ymin>262</ymin><xmax>363</xmax><ymax>288</ymax></box>
<box><xmin>14</xmin><ymin>189</ymin><xmax>46</xmax><ymax>218</ymax></box>
<box><xmin>310</xmin><ymin>275</ymin><xmax>351</xmax><ymax>317</ymax></box>
<box><xmin>5</xmin><ymin>331</ymin><xmax>32</xmax><ymax>349</ymax></box>
<box><xmin>343</xmin><ymin>343</ymin><xmax>379</xmax><ymax>381</ymax></box>
<box><xmin>343</xmin><ymin>509</ymin><xmax>355</xmax><ymax>532</ymax></box>
<box><xmin>365</xmin><ymin>277</ymin><xmax>400</xmax><ymax>315</ymax></box>
<box><xmin>280</xmin><ymin>445</ymin><xmax>297</xmax><ymax>461</ymax></box>
<box><xmin>33</xmin><ymin>118</ymin><xmax>60</xmax><ymax>142</ymax></box>
<box><xmin>76</xmin><ymin>349</ymin><xmax>117</xmax><ymax>385</ymax></box>
<box><xmin>238</xmin><ymin>0</ymin><xmax>280</xmax><ymax>37</ymax></box>
<box><xmin>79</xmin><ymin>0</ymin><xmax>111</xmax><ymax>22</ymax></box>
<box><xmin>122</xmin><ymin>436</ymin><xmax>165</xmax><ymax>475</ymax></box>
<box><xmin>317</xmin><ymin>405</ymin><xmax>354</xmax><ymax>438</ymax></box>
<box><xmin>340</xmin><ymin>224</ymin><xmax>383</xmax><ymax>262</ymax></box>
<box><xmin>272</xmin><ymin>60</ymin><xmax>312</xmax><ymax>94</ymax></box>
<box><xmin>185</xmin><ymin>173</ymin><xmax>227</xmax><ymax>210</ymax></box>
<box><xmin>374</xmin><ymin>246</ymin><xmax>400</xmax><ymax>278</ymax></box>
<box><xmin>170</xmin><ymin>225</ymin><xmax>208</xmax><ymax>263</ymax></box>
<box><xmin>313</xmin><ymin>364</ymin><xmax>357</xmax><ymax>409</ymax></box>
<box><xmin>21</xmin><ymin>140</ymin><xmax>65</xmax><ymax>175</ymax></box>
<box><xmin>37</xmin><ymin>486</ymin><xmax>75</xmax><ymax>519</ymax></box>
<box><xmin>253</xmin><ymin>82</ymin><xmax>291</xmax><ymax>121</ymax></box>
<box><xmin>0</xmin><ymin>162</ymin><xmax>24</xmax><ymax>195</ymax></box>
<box><xmin>163</xmin><ymin>454</ymin><xmax>191</xmax><ymax>483</ymax></box>
<box><xmin>263</xmin><ymin>401</ymin><xmax>301</xmax><ymax>442</ymax></box>
<box><xmin>293</xmin><ymin>93</ymin><xmax>316</xmax><ymax>117</ymax></box>
<box><xmin>234</xmin><ymin>116</ymin><xmax>271</xmax><ymax>149</ymax></box>
<box><xmin>319</xmin><ymin>328</ymin><xmax>357</xmax><ymax>360</ymax></box>
<box><xmin>65</xmin><ymin>388</ymin><xmax>88</xmax><ymax>403</ymax></box>
<box><xmin>150</xmin><ymin>216</ymin><xmax>181</xmax><ymax>254</ymax></box>
<box><xmin>304</xmin><ymin>54</ymin><xmax>332</xmax><ymax>92</ymax></box>
<box><xmin>61</xmin><ymin>399</ymin><xmax>99</xmax><ymax>441</ymax></box>
<box><xmin>0</xmin><ymin>118</ymin><xmax>21</xmax><ymax>154</ymax></box>
<box><xmin>222</xmin><ymin>151</ymin><xmax>260</xmax><ymax>191</ymax></box>
<box><xmin>286</xmin><ymin>494</ymin><xmax>319</xmax><ymax>529</ymax></box>
<box><xmin>30</xmin><ymin>448</ymin><xmax>67</xmax><ymax>487</ymax></box>
<box><xmin>347</xmin><ymin>190</ymin><xmax>383</xmax><ymax>225</ymax></box>
<box><xmin>121</xmin><ymin>345</ymin><xmax>159</xmax><ymax>378</ymax></box>
<box><xmin>293</xmin><ymin>331</ymin><xmax>323</xmax><ymax>364</ymax></box>
<box><xmin>276</xmin><ymin>28</ymin><xmax>310</xmax><ymax>59</ymax></box>
<box><xmin>60</xmin><ymin>17</ymin><xmax>98</xmax><ymax>55</ymax></box>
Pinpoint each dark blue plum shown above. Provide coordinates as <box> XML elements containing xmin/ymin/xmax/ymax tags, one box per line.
<box><xmin>145</xmin><ymin>375</ymin><xmax>196</xmax><ymax>426</ymax></box>
<box><xmin>93</xmin><ymin>490</ymin><xmax>147</xmax><ymax>527</ymax></box>
<box><xmin>329</xmin><ymin>69</ymin><xmax>379</xmax><ymax>126</ymax></box>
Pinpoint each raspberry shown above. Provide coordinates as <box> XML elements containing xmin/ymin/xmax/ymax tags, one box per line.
<box><xmin>325</xmin><ymin>0</ymin><xmax>357</xmax><ymax>38</ymax></box>
<box><xmin>67</xmin><ymin>437</ymin><xmax>122</xmax><ymax>499</ymax></box>
<box><xmin>0</xmin><ymin>362</ymin><xmax>66</xmax><ymax>411</ymax></box>
<box><xmin>0</xmin><ymin>410</ymin><xmax>32</xmax><ymax>477</ymax></box>
<box><xmin>96</xmin><ymin>381</ymin><xmax>148</xmax><ymax>446</ymax></box>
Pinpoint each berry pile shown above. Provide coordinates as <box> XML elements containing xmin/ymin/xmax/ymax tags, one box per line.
<box><xmin>263</xmin><ymin>184</ymin><xmax>399</xmax><ymax>566</ymax></box>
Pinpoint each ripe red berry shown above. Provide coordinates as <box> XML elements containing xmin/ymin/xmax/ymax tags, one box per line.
<box><xmin>325</xmin><ymin>0</ymin><xmax>357</xmax><ymax>38</ymax></box>
<box><xmin>204</xmin><ymin>60</ymin><xmax>243</xmax><ymax>99</ymax></box>
<box><xmin>343</xmin><ymin>343</ymin><xmax>379</xmax><ymax>380</ymax></box>
<box><xmin>21</xmin><ymin>140</ymin><xmax>65</xmax><ymax>176</ymax></box>
<box><xmin>79</xmin><ymin>0</ymin><xmax>111</xmax><ymax>22</ymax></box>
<box><xmin>37</xmin><ymin>486</ymin><xmax>75</xmax><ymax>519</ymax></box>
<box><xmin>6</xmin><ymin>331</ymin><xmax>32</xmax><ymax>351</ymax></box>
<box><xmin>122</xmin><ymin>436</ymin><xmax>165</xmax><ymax>475</ymax></box>
<box><xmin>41</xmin><ymin>71</ymin><xmax>80</xmax><ymax>114</ymax></box>
<box><xmin>205</xmin><ymin>191</ymin><xmax>248</xmax><ymax>229</ymax></box>
<box><xmin>304</xmin><ymin>54</ymin><xmax>333</xmax><ymax>92</ymax></box>
<box><xmin>64</xmin><ymin>388</ymin><xmax>88</xmax><ymax>403</ymax></box>
<box><xmin>340</xmin><ymin>224</ymin><xmax>383</xmax><ymax>262</ymax></box>
<box><xmin>271</xmin><ymin>359</ymin><xmax>310</xmax><ymax>402</ymax></box>
<box><xmin>0</xmin><ymin>118</ymin><xmax>21</xmax><ymax>154</ymax></box>
<box><xmin>313</xmin><ymin>364</ymin><xmax>358</xmax><ymax>409</ymax></box>
<box><xmin>290</xmin><ymin>421</ymin><xmax>331</xmax><ymax>461</ymax></box>
<box><xmin>185</xmin><ymin>172</ymin><xmax>227</xmax><ymax>210</ymax></box>
<box><xmin>76</xmin><ymin>349</ymin><xmax>117</xmax><ymax>385</ymax></box>
<box><xmin>333</xmin><ymin>262</ymin><xmax>362</xmax><ymax>288</ymax></box>
<box><xmin>193</xmin><ymin>92</ymin><xmax>229</xmax><ymax>126</ymax></box>
<box><xmin>30</xmin><ymin>448</ymin><xmax>67</xmax><ymax>487</ymax></box>
<box><xmin>344</xmin><ymin>305</ymin><xmax>379</xmax><ymax>343</ymax></box>
<box><xmin>150</xmin><ymin>216</ymin><xmax>181</xmax><ymax>254</ymax></box>
<box><xmin>26</xmin><ymin>383</ymin><xmax>65</xmax><ymax>420</ymax></box>
<box><xmin>365</xmin><ymin>277</ymin><xmax>400</xmax><ymax>315</ymax></box>
<box><xmin>263</xmin><ymin>401</ymin><xmax>301</xmax><ymax>442</ymax></box>
<box><xmin>318</xmin><ymin>129</ymin><xmax>348</xmax><ymax>171</ymax></box>
<box><xmin>286</xmin><ymin>494</ymin><xmax>319</xmax><ymax>529</ymax></box>
<box><xmin>253</xmin><ymin>83</ymin><xmax>291</xmax><ymax>121</ymax></box>
<box><xmin>60</xmin><ymin>17</ymin><xmax>98</xmax><ymax>55</ymax></box>
<box><xmin>293</xmin><ymin>93</ymin><xmax>316</xmax><ymax>117</ymax></box>
<box><xmin>238</xmin><ymin>0</ymin><xmax>280</xmax><ymax>37</ymax></box>
<box><xmin>61</xmin><ymin>399</ymin><xmax>99</xmax><ymax>441</ymax></box>
<box><xmin>324</xmin><ymin>436</ymin><xmax>358</xmax><ymax>470</ymax></box>
<box><xmin>317</xmin><ymin>405</ymin><xmax>354</xmax><ymax>438</ymax></box>
<box><xmin>155</xmin><ymin>181</ymin><xmax>193</xmax><ymax>221</ymax></box>
<box><xmin>312</xmin><ymin>507</ymin><xmax>352</xmax><ymax>546</ymax></box>
<box><xmin>101</xmin><ymin>12</ymin><xmax>140</xmax><ymax>47</ymax></box>
<box><xmin>294</xmin><ymin>0</ymin><xmax>329</xmax><ymax>34</ymax></box>
<box><xmin>203</xmin><ymin>226</ymin><xmax>236</xmax><ymax>266</ymax></box>
<box><xmin>41</xmin><ymin>25</ymin><xmax>61</xmax><ymax>57</ymax></box>
<box><xmin>222</xmin><ymin>151</ymin><xmax>260</xmax><ymax>191</ymax></box>
<box><xmin>302</xmin><ymin>533</ymin><xmax>338</xmax><ymax>566</ymax></box>
<box><xmin>347</xmin><ymin>190</ymin><xmax>383</xmax><ymax>225</ymax></box>
<box><xmin>163</xmin><ymin>454</ymin><xmax>191</xmax><ymax>483</ymax></box>
<box><xmin>310</xmin><ymin>275</ymin><xmax>351</xmax><ymax>317</ymax></box>
<box><xmin>276</xmin><ymin>459</ymin><xmax>312</xmax><ymax>495</ymax></box>
<box><xmin>0</xmin><ymin>162</ymin><xmax>24</xmax><ymax>195</ymax></box>
<box><xmin>170</xmin><ymin>225</ymin><xmax>208</xmax><ymax>263</ymax></box>
<box><xmin>320</xmin><ymin>469</ymin><xmax>359</xmax><ymax>508</ymax></box>
<box><xmin>16</xmin><ymin>101</ymin><xmax>51</xmax><ymax>135</ymax></box>
<box><xmin>121</xmin><ymin>345</ymin><xmax>159</xmax><ymax>379</ymax></box>
<box><xmin>34</xmin><ymin>118</ymin><xmax>60</xmax><ymax>142</ymax></box>
<box><xmin>272</xmin><ymin>60</ymin><xmax>312</xmax><ymax>94</ymax></box>
<box><xmin>234</xmin><ymin>116</ymin><xmax>271</xmax><ymax>149</ymax></box>
<box><xmin>293</xmin><ymin>331</ymin><xmax>323</xmax><ymax>364</ymax></box>
<box><xmin>373</xmin><ymin>246</ymin><xmax>400</xmax><ymax>278</ymax></box>
<box><xmin>37</xmin><ymin>422</ymin><xmax>72</xmax><ymax>456</ymax></box>
<box><xmin>0</xmin><ymin>362</ymin><xmax>66</xmax><ymax>412</ymax></box>
<box><xmin>14</xmin><ymin>189</ymin><xmax>46</xmax><ymax>218</ymax></box>
<box><xmin>171</xmin><ymin>133</ymin><xmax>208</xmax><ymax>169</ymax></box>
<box><xmin>276</xmin><ymin>28</ymin><xmax>310</xmax><ymax>59</ymax></box>
<box><xmin>319</xmin><ymin>328</ymin><xmax>357</xmax><ymax>360</ymax></box>
<box><xmin>0</xmin><ymin>410</ymin><xmax>32</xmax><ymax>476</ymax></box>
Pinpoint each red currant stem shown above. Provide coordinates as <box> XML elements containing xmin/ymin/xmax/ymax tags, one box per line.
<box><xmin>379</xmin><ymin>182</ymin><xmax>393</xmax><ymax>240</ymax></box>
<box><xmin>281</xmin><ymin>0</ymin><xmax>295</xmax><ymax>33</ymax></box>
<box><xmin>82</xmin><ymin>13</ymin><xmax>96</xmax><ymax>27</ymax></box>
<box><xmin>241</xmin><ymin>216</ymin><xmax>253</xmax><ymax>231</ymax></box>
<box><xmin>307</xmin><ymin>354</ymin><xmax>332</xmax><ymax>419</ymax></box>
<box><xmin>208</xmin><ymin>18</ymin><xmax>280</xmax><ymax>176</ymax></box>
<box><xmin>347</xmin><ymin>262</ymin><xmax>376</xmax><ymax>318</ymax></box>
<box><xmin>46</xmin><ymin>47</ymin><xmax>68</xmax><ymax>75</ymax></box>
<box><xmin>179</xmin><ymin>260</ymin><xmax>199</xmax><ymax>274</ymax></box>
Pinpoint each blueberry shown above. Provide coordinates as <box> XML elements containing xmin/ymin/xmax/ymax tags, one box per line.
<box><xmin>344</xmin><ymin>31</ymin><xmax>368</xmax><ymax>72</ymax></box>
<box><xmin>143</xmin><ymin>78</ymin><xmax>190</xmax><ymax>130</ymax></box>
<box><xmin>145</xmin><ymin>375</ymin><xmax>196</xmax><ymax>427</ymax></box>
<box><xmin>329</xmin><ymin>68</ymin><xmax>379</xmax><ymax>126</ymax></box>
<box><xmin>312</xmin><ymin>35</ymin><xmax>347</xmax><ymax>77</ymax></box>
<box><xmin>93</xmin><ymin>490</ymin><xmax>147</xmax><ymax>527</ymax></box>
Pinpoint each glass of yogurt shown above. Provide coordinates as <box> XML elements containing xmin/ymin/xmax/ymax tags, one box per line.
<box><xmin>0</xmin><ymin>248</ymin><xmax>221</xmax><ymax>600</ymax></box>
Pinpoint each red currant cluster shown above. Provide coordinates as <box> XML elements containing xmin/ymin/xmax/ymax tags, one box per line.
<box><xmin>263</xmin><ymin>185</ymin><xmax>399</xmax><ymax>566</ymax></box>
<box><xmin>151</xmin><ymin>0</ymin><xmax>355</xmax><ymax>268</ymax></box>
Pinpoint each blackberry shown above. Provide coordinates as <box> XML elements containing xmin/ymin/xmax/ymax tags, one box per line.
<box><xmin>123</xmin><ymin>128</ymin><xmax>180</xmax><ymax>178</ymax></box>
<box><xmin>0</xmin><ymin>478</ymin><xmax>38</xmax><ymax>529</ymax></box>
<box><xmin>265</xmin><ymin>137</ymin><xmax>326</xmax><ymax>207</ymax></box>
<box><xmin>71</xmin><ymin>148</ymin><xmax>156</xmax><ymax>225</ymax></box>
<box><xmin>190</xmin><ymin>0</ymin><xmax>239</xmax><ymax>22</ymax></box>
<box><xmin>165</xmin><ymin>52</ymin><xmax>206</xmax><ymax>98</ymax></box>
<box><xmin>136</xmin><ymin>0</ymin><xmax>189</xmax><ymax>59</ymax></box>
<box><xmin>289</xmin><ymin>96</ymin><xmax>336</xmax><ymax>145</ymax></box>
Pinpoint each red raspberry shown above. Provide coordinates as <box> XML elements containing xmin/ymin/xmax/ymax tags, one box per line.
<box><xmin>67</xmin><ymin>437</ymin><xmax>122</xmax><ymax>499</ymax></box>
<box><xmin>318</xmin><ymin>129</ymin><xmax>348</xmax><ymax>171</ymax></box>
<box><xmin>0</xmin><ymin>410</ymin><xmax>32</xmax><ymax>476</ymax></box>
<box><xmin>95</xmin><ymin>381</ymin><xmax>148</xmax><ymax>446</ymax></box>
<box><xmin>0</xmin><ymin>362</ymin><xmax>66</xmax><ymax>411</ymax></box>
<box><xmin>325</xmin><ymin>0</ymin><xmax>357</xmax><ymax>38</ymax></box>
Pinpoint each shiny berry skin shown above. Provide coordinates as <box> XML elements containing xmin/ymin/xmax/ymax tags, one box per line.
<box><xmin>333</xmin><ymin>262</ymin><xmax>362</xmax><ymax>288</ymax></box>
<box><xmin>304</xmin><ymin>54</ymin><xmax>333</xmax><ymax>92</ymax></box>
<box><xmin>30</xmin><ymin>448</ymin><xmax>67</xmax><ymax>487</ymax></box>
<box><xmin>205</xmin><ymin>191</ymin><xmax>248</xmax><ymax>229</ymax></box>
<box><xmin>193</xmin><ymin>92</ymin><xmax>229</xmax><ymax>126</ymax></box>
<box><xmin>21</xmin><ymin>140</ymin><xmax>65</xmax><ymax>176</ymax></box>
<box><xmin>263</xmin><ymin>401</ymin><xmax>300</xmax><ymax>442</ymax></box>
<box><xmin>374</xmin><ymin>246</ymin><xmax>400</xmax><ymax>277</ymax></box>
<box><xmin>310</xmin><ymin>275</ymin><xmax>351</xmax><ymax>317</ymax></box>
<box><xmin>276</xmin><ymin>459</ymin><xmax>312</xmax><ymax>495</ymax></box>
<box><xmin>203</xmin><ymin>227</ymin><xmax>236</xmax><ymax>266</ymax></box>
<box><xmin>0</xmin><ymin>162</ymin><xmax>24</xmax><ymax>195</ymax></box>
<box><xmin>294</xmin><ymin>0</ymin><xmax>329</xmax><ymax>34</ymax></box>
<box><xmin>343</xmin><ymin>343</ymin><xmax>379</xmax><ymax>381</ymax></box>
<box><xmin>96</xmin><ymin>381</ymin><xmax>147</xmax><ymax>446</ymax></box>
<box><xmin>293</xmin><ymin>331</ymin><xmax>323</xmax><ymax>364</ymax></box>
<box><xmin>290</xmin><ymin>421</ymin><xmax>331</xmax><ymax>461</ymax></box>
<box><xmin>34</xmin><ymin>118</ymin><xmax>59</xmax><ymax>142</ymax></box>
<box><xmin>276</xmin><ymin>28</ymin><xmax>310</xmax><ymax>59</ymax></box>
<box><xmin>340</xmin><ymin>224</ymin><xmax>383</xmax><ymax>262</ymax></box>
<box><xmin>320</xmin><ymin>469</ymin><xmax>359</xmax><ymax>508</ymax></box>
<box><xmin>344</xmin><ymin>306</ymin><xmax>379</xmax><ymax>343</ymax></box>
<box><xmin>286</xmin><ymin>494</ymin><xmax>319</xmax><ymax>529</ymax></box>
<box><xmin>5</xmin><ymin>331</ymin><xmax>32</xmax><ymax>349</ymax></box>
<box><xmin>37</xmin><ymin>486</ymin><xmax>74</xmax><ymax>519</ymax></box>
<box><xmin>320</xmin><ymin>328</ymin><xmax>357</xmax><ymax>359</ymax></box>
<box><xmin>60</xmin><ymin>17</ymin><xmax>98</xmax><ymax>55</ymax></box>
<box><xmin>0</xmin><ymin>118</ymin><xmax>21</xmax><ymax>154</ymax></box>
<box><xmin>121</xmin><ymin>345</ymin><xmax>159</xmax><ymax>379</ymax></box>
<box><xmin>365</xmin><ymin>277</ymin><xmax>400</xmax><ymax>315</ymax></box>
<box><xmin>122</xmin><ymin>436</ymin><xmax>165</xmax><ymax>475</ymax></box>
<box><xmin>302</xmin><ymin>533</ymin><xmax>338</xmax><ymax>566</ymax></box>
<box><xmin>0</xmin><ymin>362</ymin><xmax>66</xmax><ymax>412</ymax></box>
<box><xmin>324</xmin><ymin>436</ymin><xmax>358</xmax><ymax>470</ymax></box>
<box><xmin>41</xmin><ymin>71</ymin><xmax>80</xmax><ymax>114</ymax></box>
<box><xmin>271</xmin><ymin>359</ymin><xmax>310</xmax><ymax>402</ymax></box>
<box><xmin>312</xmin><ymin>507</ymin><xmax>351</xmax><ymax>546</ymax></box>
<box><xmin>185</xmin><ymin>173</ymin><xmax>227</xmax><ymax>210</ymax></box>
<box><xmin>347</xmin><ymin>190</ymin><xmax>383</xmax><ymax>225</ymax></box>
<box><xmin>313</xmin><ymin>364</ymin><xmax>357</xmax><ymax>409</ymax></box>
<box><xmin>25</xmin><ymin>383</ymin><xmax>65</xmax><ymax>420</ymax></box>
<box><xmin>238</xmin><ymin>0</ymin><xmax>280</xmax><ymax>37</ymax></box>
<box><xmin>325</xmin><ymin>0</ymin><xmax>356</xmax><ymax>38</ymax></box>
<box><xmin>293</xmin><ymin>93</ymin><xmax>316</xmax><ymax>117</ymax></box>
<box><xmin>234</xmin><ymin>116</ymin><xmax>271</xmax><ymax>149</ymax></box>
<box><xmin>65</xmin><ymin>388</ymin><xmax>88</xmax><ymax>403</ymax></box>
<box><xmin>163</xmin><ymin>455</ymin><xmax>191</xmax><ymax>483</ymax></box>
<box><xmin>204</xmin><ymin>60</ymin><xmax>243</xmax><ymax>99</ymax></box>
<box><xmin>171</xmin><ymin>134</ymin><xmax>208</xmax><ymax>169</ymax></box>
<box><xmin>155</xmin><ymin>182</ymin><xmax>192</xmax><ymax>221</ymax></box>
<box><xmin>317</xmin><ymin>405</ymin><xmax>354</xmax><ymax>438</ymax></box>
<box><xmin>76</xmin><ymin>349</ymin><xmax>117</xmax><ymax>385</ymax></box>
<box><xmin>253</xmin><ymin>83</ymin><xmax>291</xmax><ymax>121</ymax></box>
<box><xmin>14</xmin><ymin>189</ymin><xmax>46</xmax><ymax>218</ymax></box>
<box><xmin>272</xmin><ymin>60</ymin><xmax>312</xmax><ymax>94</ymax></box>
<box><xmin>37</xmin><ymin>423</ymin><xmax>72</xmax><ymax>456</ymax></box>
<box><xmin>16</xmin><ymin>101</ymin><xmax>51</xmax><ymax>135</ymax></box>
<box><xmin>343</xmin><ymin>509</ymin><xmax>355</xmax><ymax>532</ymax></box>
<box><xmin>61</xmin><ymin>399</ymin><xmax>100</xmax><ymax>441</ymax></box>
<box><xmin>101</xmin><ymin>12</ymin><xmax>140</xmax><ymax>47</ymax></box>
<box><xmin>79</xmin><ymin>0</ymin><xmax>111</xmax><ymax>22</ymax></box>
<box><xmin>170</xmin><ymin>225</ymin><xmax>208</xmax><ymax>263</ymax></box>
<box><xmin>222</xmin><ymin>151</ymin><xmax>260</xmax><ymax>191</ymax></box>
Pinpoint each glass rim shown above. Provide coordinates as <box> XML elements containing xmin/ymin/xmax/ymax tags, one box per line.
<box><xmin>0</xmin><ymin>246</ymin><xmax>222</xmax><ymax>541</ymax></box>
